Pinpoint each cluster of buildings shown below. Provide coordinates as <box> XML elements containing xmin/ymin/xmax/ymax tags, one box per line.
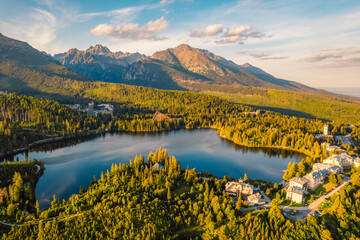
<box><xmin>288</xmin><ymin>123</ymin><xmax>359</xmax><ymax>204</ymax></box>
<box><xmin>316</xmin><ymin>124</ymin><xmax>355</xmax><ymax>147</ymax></box>
<box><xmin>66</xmin><ymin>102</ymin><xmax>114</xmax><ymax>117</ymax></box>
<box><xmin>286</xmin><ymin>151</ymin><xmax>359</xmax><ymax>204</ymax></box>
<box><xmin>88</xmin><ymin>102</ymin><xmax>114</xmax><ymax>117</ymax></box>
<box><xmin>323</xmin><ymin>153</ymin><xmax>360</xmax><ymax>168</ymax></box>
<box><xmin>242</xmin><ymin>109</ymin><xmax>263</xmax><ymax>117</ymax></box>
<box><xmin>225</xmin><ymin>181</ymin><xmax>265</xmax><ymax>206</ymax></box>
<box><xmin>315</xmin><ymin>124</ymin><xmax>333</xmax><ymax>139</ymax></box>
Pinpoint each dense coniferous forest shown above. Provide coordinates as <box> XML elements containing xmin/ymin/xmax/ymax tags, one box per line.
<box><xmin>1</xmin><ymin>149</ymin><xmax>359</xmax><ymax>239</ymax></box>
<box><xmin>0</xmin><ymin>93</ymin><xmax>101</xmax><ymax>153</ymax></box>
<box><xmin>1</xmin><ymin>88</ymin><xmax>359</xmax><ymax>160</ymax></box>
<box><xmin>0</xmin><ymin>159</ymin><xmax>44</xmax><ymax>225</ymax></box>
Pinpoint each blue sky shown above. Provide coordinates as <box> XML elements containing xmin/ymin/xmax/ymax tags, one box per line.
<box><xmin>0</xmin><ymin>0</ymin><xmax>360</xmax><ymax>88</ymax></box>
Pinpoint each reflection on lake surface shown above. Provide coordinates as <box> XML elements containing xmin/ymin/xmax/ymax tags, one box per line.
<box><xmin>11</xmin><ymin>129</ymin><xmax>304</xmax><ymax>209</ymax></box>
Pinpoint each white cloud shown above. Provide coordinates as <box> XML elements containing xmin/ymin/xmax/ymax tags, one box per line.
<box><xmin>90</xmin><ymin>16</ymin><xmax>168</xmax><ymax>40</ymax></box>
<box><xmin>224</xmin><ymin>25</ymin><xmax>252</xmax><ymax>36</ymax></box>
<box><xmin>304</xmin><ymin>47</ymin><xmax>360</xmax><ymax>62</ymax></box>
<box><xmin>79</xmin><ymin>6</ymin><xmax>146</xmax><ymax>23</ymax></box>
<box><xmin>303</xmin><ymin>47</ymin><xmax>360</xmax><ymax>68</ymax></box>
<box><xmin>215</xmin><ymin>36</ymin><xmax>244</xmax><ymax>45</ymax></box>
<box><xmin>159</xmin><ymin>0</ymin><xmax>175</xmax><ymax>5</ymax></box>
<box><xmin>189</xmin><ymin>23</ymin><xmax>268</xmax><ymax>45</ymax></box>
<box><xmin>250</xmin><ymin>53</ymin><xmax>288</xmax><ymax>60</ymax></box>
<box><xmin>250</xmin><ymin>53</ymin><xmax>270</xmax><ymax>58</ymax></box>
<box><xmin>236</xmin><ymin>51</ymin><xmax>248</xmax><ymax>55</ymax></box>
<box><xmin>0</xmin><ymin>7</ymin><xmax>57</xmax><ymax>50</ymax></box>
<box><xmin>190</xmin><ymin>24</ymin><xmax>224</xmax><ymax>37</ymax></box>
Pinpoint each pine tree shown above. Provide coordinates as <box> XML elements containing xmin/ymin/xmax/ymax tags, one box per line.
<box><xmin>167</xmin><ymin>187</ymin><xmax>171</xmax><ymax>201</ymax></box>
<box><xmin>236</xmin><ymin>198</ymin><xmax>242</xmax><ymax>210</ymax></box>
<box><xmin>243</xmin><ymin>173</ymin><xmax>248</xmax><ymax>182</ymax></box>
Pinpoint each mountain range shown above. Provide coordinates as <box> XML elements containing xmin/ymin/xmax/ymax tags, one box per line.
<box><xmin>54</xmin><ymin>45</ymin><xmax>145</xmax><ymax>83</ymax></box>
<box><xmin>53</xmin><ymin>42</ymin><xmax>317</xmax><ymax>93</ymax></box>
<box><xmin>1</xmin><ymin>33</ymin><xmax>360</xmax><ymax>123</ymax></box>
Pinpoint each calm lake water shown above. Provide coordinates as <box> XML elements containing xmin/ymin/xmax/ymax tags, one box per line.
<box><xmin>12</xmin><ymin>129</ymin><xmax>304</xmax><ymax>209</ymax></box>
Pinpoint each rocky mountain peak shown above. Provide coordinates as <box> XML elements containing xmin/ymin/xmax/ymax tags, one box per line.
<box><xmin>174</xmin><ymin>44</ymin><xmax>193</xmax><ymax>52</ymax></box>
<box><xmin>67</xmin><ymin>48</ymin><xmax>80</xmax><ymax>54</ymax></box>
<box><xmin>86</xmin><ymin>44</ymin><xmax>111</xmax><ymax>55</ymax></box>
<box><xmin>241</xmin><ymin>63</ymin><xmax>253</xmax><ymax>68</ymax></box>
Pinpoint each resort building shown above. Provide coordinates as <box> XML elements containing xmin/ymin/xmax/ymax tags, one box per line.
<box><xmin>315</xmin><ymin>125</ymin><xmax>333</xmax><ymax>139</ymax></box>
<box><xmin>327</xmin><ymin>165</ymin><xmax>342</xmax><ymax>175</ymax></box>
<box><xmin>247</xmin><ymin>193</ymin><xmax>263</xmax><ymax>206</ymax></box>
<box><xmin>225</xmin><ymin>181</ymin><xmax>254</xmax><ymax>197</ymax></box>
<box><xmin>286</xmin><ymin>186</ymin><xmax>305</xmax><ymax>204</ymax></box>
<box><xmin>97</xmin><ymin>104</ymin><xmax>115</xmax><ymax>113</ymax></box>
<box><xmin>303</xmin><ymin>170</ymin><xmax>327</xmax><ymax>190</ymax></box>
<box><xmin>289</xmin><ymin>177</ymin><xmax>308</xmax><ymax>193</ymax></box>
<box><xmin>323</xmin><ymin>154</ymin><xmax>354</xmax><ymax>169</ymax></box>
<box><xmin>322</xmin><ymin>143</ymin><xmax>347</xmax><ymax>154</ymax></box>
<box><xmin>313</xmin><ymin>163</ymin><xmax>342</xmax><ymax>175</ymax></box>
<box><xmin>286</xmin><ymin>177</ymin><xmax>308</xmax><ymax>203</ymax></box>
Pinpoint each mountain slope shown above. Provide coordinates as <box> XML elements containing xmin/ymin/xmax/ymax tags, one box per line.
<box><xmin>1</xmin><ymin>33</ymin><xmax>360</xmax><ymax>124</ymax></box>
<box><xmin>0</xmin><ymin>33</ymin><xmax>91</xmax><ymax>90</ymax></box>
<box><xmin>120</xmin><ymin>44</ymin><xmax>320</xmax><ymax>93</ymax></box>
<box><xmin>54</xmin><ymin>45</ymin><xmax>146</xmax><ymax>83</ymax></box>
<box><xmin>53</xmin><ymin>43</ymin><xmax>317</xmax><ymax>92</ymax></box>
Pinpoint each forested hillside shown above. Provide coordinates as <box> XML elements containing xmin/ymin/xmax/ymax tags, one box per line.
<box><xmin>2</xmin><ymin>149</ymin><xmax>360</xmax><ymax>239</ymax></box>
<box><xmin>2</xmin><ymin>79</ymin><xmax>359</xmax><ymax>161</ymax></box>
<box><xmin>0</xmin><ymin>93</ymin><xmax>101</xmax><ymax>153</ymax></box>
<box><xmin>0</xmin><ymin>159</ymin><xmax>44</xmax><ymax>225</ymax></box>
<box><xmin>207</xmin><ymin>88</ymin><xmax>360</xmax><ymax>124</ymax></box>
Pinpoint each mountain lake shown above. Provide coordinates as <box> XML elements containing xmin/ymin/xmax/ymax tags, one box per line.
<box><xmin>10</xmin><ymin>129</ymin><xmax>304</xmax><ymax>209</ymax></box>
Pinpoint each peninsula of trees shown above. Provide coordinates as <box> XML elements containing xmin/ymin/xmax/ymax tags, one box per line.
<box><xmin>1</xmin><ymin>149</ymin><xmax>360</xmax><ymax>239</ymax></box>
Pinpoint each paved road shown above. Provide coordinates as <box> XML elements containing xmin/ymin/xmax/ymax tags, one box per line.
<box><xmin>282</xmin><ymin>176</ymin><xmax>351</xmax><ymax>221</ymax></box>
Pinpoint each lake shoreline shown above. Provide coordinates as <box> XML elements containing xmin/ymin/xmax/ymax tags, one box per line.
<box><xmin>1</xmin><ymin>125</ymin><xmax>309</xmax><ymax>160</ymax></box>
<box><xmin>8</xmin><ymin>126</ymin><xmax>304</xmax><ymax>209</ymax></box>
<box><xmin>0</xmin><ymin>130</ymin><xmax>105</xmax><ymax>159</ymax></box>
<box><xmin>216</xmin><ymin>132</ymin><xmax>310</xmax><ymax>158</ymax></box>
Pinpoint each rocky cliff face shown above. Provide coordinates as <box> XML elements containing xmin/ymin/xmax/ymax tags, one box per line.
<box><xmin>53</xmin><ymin>45</ymin><xmax>146</xmax><ymax>82</ymax></box>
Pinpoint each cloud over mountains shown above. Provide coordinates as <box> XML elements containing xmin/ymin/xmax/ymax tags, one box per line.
<box><xmin>90</xmin><ymin>16</ymin><xmax>168</xmax><ymax>40</ymax></box>
<box><xmin>190</xmin><ymin>24</ymin><xmax>224</xmax><ymax>37</ymax></box>
<box><xmin>304</xmin><ymin>47</ymin><xmax>360</xmax><ymax>68</ymax></box>
<box><xmin>189</xmin><ymin>24</ymin><xmax>269</xmax><ymax>44</ymax></box>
